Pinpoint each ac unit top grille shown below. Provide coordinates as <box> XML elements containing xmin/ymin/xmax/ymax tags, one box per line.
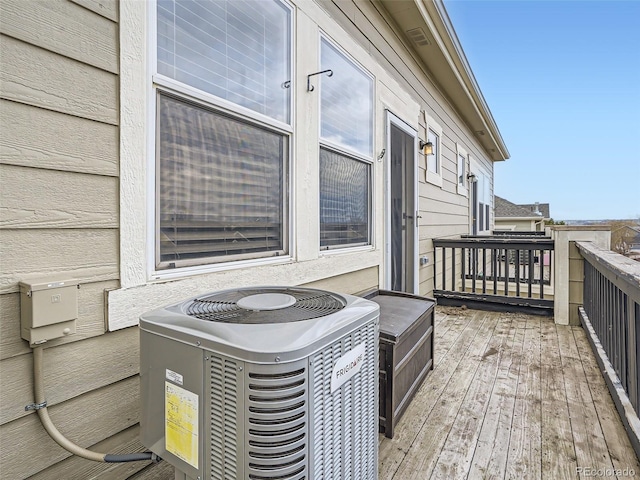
<box><xmin>186</xmin><ymin>287</ymin><xmax>346</xmax><ymax>324</ymax></box>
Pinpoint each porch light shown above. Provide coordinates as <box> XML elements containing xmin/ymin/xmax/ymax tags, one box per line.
<box><xmin>419</xmin><ymin>140</ymin><xmax>434</xmax><ymax>155</ymax></box>
<box><xmin>467</xmin><ymin>173</ymin><xmax>477</xmax><ymax>182</ymax></box>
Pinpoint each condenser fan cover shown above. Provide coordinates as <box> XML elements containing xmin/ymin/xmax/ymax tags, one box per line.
<box><xmin>185</xmin><ymin>287</ymin><xmax>346</xmax><ymax>323</ymax></box>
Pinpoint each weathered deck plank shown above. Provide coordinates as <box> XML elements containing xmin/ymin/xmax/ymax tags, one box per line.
<box><xmin>468</xmin><ymin>313</ymin><xmax>525</xmax><ymax>479</ymax></box>
<box><xmin>379</xmin><ymin>308</ymin><xmax>639</xmax><ymax>480</ymax></box>
<box><xmin>539</xmin><ymin>318</ymin><xmax>578</xmax><ymax>479</ymax></box>
<box><xmin>389</xmin><ymin>311</ymin><xmax>499</xmax><ymax>479</ymax></box>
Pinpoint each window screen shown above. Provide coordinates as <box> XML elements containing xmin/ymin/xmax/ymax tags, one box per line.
<box><xmin>319</xmin><ymin>148</ymin><xmax>370</xmax><ymax>249</ymax></box>
<box><xmin>157</xmin><ymin>94</ymin><xmax>287</xmax><ymax>268</ymax></box>
<box><xmin>157</xmin><ymin>0</ymin><xmax>291</xmax><ymax>123</ymax></box>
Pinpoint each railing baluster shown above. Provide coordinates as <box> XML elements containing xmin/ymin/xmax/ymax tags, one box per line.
<box><xmin>504</xmin><ymin>248</ymin><xmax>509</xmax><ymax>296</ymax></box>
<box><xmin>442</xmin><ymin>245</ymin><xmax>447</xmax><ymax>293</ymax></box>
<box><xmin>515</xmin><ymin>248</ymin><xmax>520</xmax><ymax>297</ymax></box>
<box><xmin>539</xmin><ymin>249</ymin><xmax>544</xmax><ymax>299</ymax></box>
<box><xmin>471</xmin><ymin>247</ymin><xmax>477</xmax><ymax>293</ymax></box>
<box><xmin>528</xmin><ymin>248</ymin><xmax>534</xmax><ymax>298</ymax></box>
<box><xmin>492</xmin><ymin>248</ymin><xmax>498</xmax><ymax>295</ymax></box>
<box><xmin>461</xmin><ymin>247</ymin><xmax>465</xmax><ymax>293</ymax></box>
<box><xmin>482</xmin><ymin>248</ymin><xmax>487</xmax><ymax>294</ymax></box>
<box><xmin>452</xmin><ymin>248</ymin><xmax>456</xmax><ymax>291</ymax></box>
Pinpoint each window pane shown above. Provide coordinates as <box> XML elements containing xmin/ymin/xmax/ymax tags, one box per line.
<box><xmin>458</xmin><ymin>153</ymin><xmax>465</xmax><ymax>185</ymax></box>
<box><xmin>320</xmin><ymin>39</ymin><xmax>373</xmax><ymax>156</ymax></box>
<box><xmin>478</xmin><ymin>201</ymin><xmax>484</xmax><ymax>232</ymax></box>
<box><xmin>427</xmin><ymin>128</ymin><xmax>439</xmax><ymax>173</ymax></box>
<box><xmin>485</xmin><ymin>204</ymin><xmax>490</xmax><ymax>231</ymax></box>
<box><xmin>157</xmin><ymin>94</ymin><xmax>287</xmax><ymax>268</ymax></box>
<box><xmin>319</xmin><ymin>148</ymin><xmax>370</xmax><ymax>248</ymax></box>
<box><xmin>158</xmin><ymin>0</ymin><xmax>291</xmax><ymax>123</ymax></box>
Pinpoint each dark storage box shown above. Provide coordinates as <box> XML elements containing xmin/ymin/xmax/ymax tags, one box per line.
<box><xmin>369</xmin><ymin>290</ymin><xmax>435</xmax><ymax>438</ymax></box>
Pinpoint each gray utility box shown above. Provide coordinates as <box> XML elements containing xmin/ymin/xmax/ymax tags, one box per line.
<box><xmin>20</xmin><ymin>278</ymin><xmax>78</xmax><ymax>345</ymax></box>
<box><xmin>139</xmin><ymin>287</ymin><xmax>380</xmax><ymax>480</ymax></box>
<box><xmin>369</xmin><ymin>290</ymin><xmax>435</xmax><ymax>439</ymax></box>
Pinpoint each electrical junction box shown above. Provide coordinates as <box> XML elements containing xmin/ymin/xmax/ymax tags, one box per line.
<box><xmin>20</xmin><ymin>278</ymin><xmax>79</xmax><ymax>345</ymax></box>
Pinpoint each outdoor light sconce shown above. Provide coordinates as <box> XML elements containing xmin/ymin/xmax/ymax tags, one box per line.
<box><xmin>307</xmin><ymin>69</ymin><xmax>333</xmax><ymax>92</ymax></box>
<box><xmin>467</xmin><ymin>173</ymin><xmax>477</xmax><ymax>183</ymax></box>
<box><xmin>419</xmin><ymin>140</ymin><xmax>434</xmax><ymax>155</ymax></box>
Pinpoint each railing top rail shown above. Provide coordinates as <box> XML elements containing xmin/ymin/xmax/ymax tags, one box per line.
<box><xmin>490</xmin><ymin>231</ymin><xmax>546</xmax><ymax>236</ymax></box>
<box><xmin>434</xmin><ymin>236</ymin><xmax>554</xmax><ymax>250</ymax></box>
<box><xmin>577</xmin><ymin>241</ymin><xmax>640</xmax><ymax>302</ymax></box>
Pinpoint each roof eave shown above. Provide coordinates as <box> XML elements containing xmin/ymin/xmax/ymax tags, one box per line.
<box><xmin>379</xmin><ymin>0</ymin><xmax>509</xmax><ymax>161</ymax></box>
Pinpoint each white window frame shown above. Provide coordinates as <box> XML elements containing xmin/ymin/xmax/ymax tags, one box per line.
<box><xmin>456</xmin><ymin>143</ymin><xmax>468</xmax><ymax>197</ymax></box>
<box><xmin>425</xmin><ymin>115</ymin><xmax>443</xmax><ymax>188</ymax></box>
<box><xmin>147</xmin><ymin>0</ymin><xmax>295</xmax><ymax>279</ymax></box>
<box><xmin>318</xmin><ymin>33</ymin><xmax>375</xmax><ymax>253</ymax></box>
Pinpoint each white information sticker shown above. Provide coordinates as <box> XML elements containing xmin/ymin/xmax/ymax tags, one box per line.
<box><xmin>166</xmin><ymin>368</ymin><xmax>184</xmax><ymax>385</ymax></box>
<box><xmin>331</xmin><ymin>343</ymin><xmax>366</xmax><ymax>393</ymax></box>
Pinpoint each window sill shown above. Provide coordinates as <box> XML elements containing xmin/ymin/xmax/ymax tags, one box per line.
<box><xmin>320</xmin><ymin>245</ymin><xmax>375</xmax><ymax>257</ymax></box>
<box><xmin>149</xmin><ymin>255</ymin><xmax>294</xmax><ymax>282</ymax></box>
<box><xmin>426</xmin><ymin>170</ymin><xmax>443</xmax><ymax>188</ymax></box>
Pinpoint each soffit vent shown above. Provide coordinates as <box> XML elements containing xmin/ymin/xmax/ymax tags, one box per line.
<box><xmin>406</xmin><ymin>27</ymin><xmax>431</xmax><ymax>47</ymax></box>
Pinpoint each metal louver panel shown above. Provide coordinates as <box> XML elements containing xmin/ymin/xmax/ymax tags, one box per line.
<box><xmin>210</xmin><ymin>356</ymin><xmax>241</xmax><ymax>480</ymax></box>
<box><xmin>246</xmin><ymin>362</ymin><xmax>308</xmax><ymax>480</ymax></box>
<box><xmin>310</xmin><ymin>322</ymin><xmax>378</xmax><ymax>480</ymax></box>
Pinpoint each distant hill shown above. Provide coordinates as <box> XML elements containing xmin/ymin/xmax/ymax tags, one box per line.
<box><xmin>564</xmin><ymin>219</ymin><xmax>639</xmax><ymax>226</ymax></box>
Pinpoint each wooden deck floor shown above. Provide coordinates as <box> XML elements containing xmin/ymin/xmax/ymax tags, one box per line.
<box><xmin>379</xmin><ymin>307</ymin><xmax>640</xmax><ymax>479</ymax></box>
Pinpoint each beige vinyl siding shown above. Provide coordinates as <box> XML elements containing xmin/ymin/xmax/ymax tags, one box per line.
<box><xmin>0</xmin><ymin>0</ymin><xmax>144</xmax><ymax>478</ymax></box>
<box><xmin>302</xmin><ymin>266</ymin><xmax>380</xmax><ymax>296</ymax></box>
<box><xmin>315</xmin><ymin>0</ymin><xmax>494</xmax><ymax>296</ymax></box>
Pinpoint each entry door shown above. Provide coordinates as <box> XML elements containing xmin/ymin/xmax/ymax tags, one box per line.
<box><xmin>387</xmin><ymin>112</ymin><xmax>418</xmax><ymax>293</ymax></box>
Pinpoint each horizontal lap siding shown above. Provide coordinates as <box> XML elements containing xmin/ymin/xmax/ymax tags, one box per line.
<box><xmin>0</xmin><ymin>0</ymin><xmax>135</xmax><ymax>478</ymax></box>
<box><xmin>319</xmin><ymin>0</ymin><xmax>493</xmax><ymax>296</ymax></box>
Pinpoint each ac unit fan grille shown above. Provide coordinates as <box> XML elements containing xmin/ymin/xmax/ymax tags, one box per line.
<box><xmin>187</xmin><ymin>287</ymin><xmax>345</xmax><ymax>323</ymax></box>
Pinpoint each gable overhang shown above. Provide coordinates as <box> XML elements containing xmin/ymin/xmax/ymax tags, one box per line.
<box><xmin>379</xmin><ymin>0</ymin><xmax>510</xmax><ymax>161</ymax></box>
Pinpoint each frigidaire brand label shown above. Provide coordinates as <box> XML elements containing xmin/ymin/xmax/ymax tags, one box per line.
<box><xmin>331</xmin><ymin>343</ymin><xmax>366</xmax><ymax>393</ymax></box>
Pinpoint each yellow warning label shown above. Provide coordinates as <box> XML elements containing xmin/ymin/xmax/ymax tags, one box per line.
<box><xmin>165</xmin><ymin>381</ymin><xmax>198</xmax><ymax>468</ymax></box>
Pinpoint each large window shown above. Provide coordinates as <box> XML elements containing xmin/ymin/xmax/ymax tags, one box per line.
<box><xmin>154</xmin><ymin>0</ymin><xmax>292</xmax><ymax>270</ymax></box>
<box><xmin>319</xmin><ymin>37</ymin><xmax>373</xmax><ymax>249</ymax></box>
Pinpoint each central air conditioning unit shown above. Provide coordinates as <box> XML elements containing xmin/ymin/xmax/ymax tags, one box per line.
<box><xmin>139</xmin><ymin>286</ymin><xmax>380</xmax><ymax>480</ymax></box>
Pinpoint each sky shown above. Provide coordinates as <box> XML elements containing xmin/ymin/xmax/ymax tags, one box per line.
<box><xmin>443</xmin><ymin>0</ymin><xmax>640</xmax><ymax>221</ymax></box>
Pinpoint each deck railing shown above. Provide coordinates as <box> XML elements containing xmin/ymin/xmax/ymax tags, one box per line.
<box><xmin>578</xmin><ymin>241</ymin><xmax>640</xmax><ymax>416</ymax></box>
<box><xmin>433</xmin><ymin>234</ymin><xmax>554</xmax><ymax>315</ymax></box>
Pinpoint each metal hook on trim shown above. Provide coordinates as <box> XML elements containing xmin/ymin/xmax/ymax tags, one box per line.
<box><xmin>307</xmin><ymin>69</ymin><xmax>333</xmax><ymax>92</ymax></box>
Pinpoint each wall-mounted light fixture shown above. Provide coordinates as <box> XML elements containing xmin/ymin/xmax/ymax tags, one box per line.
<box><xmin>419</xmin><ymin>140</ymin><xmax>434</xmax><ymax>155</ymax></box>
<box><xmin>467</xmin><ymin>173</ymin><xmax>477</xmax><ymax>183</ymax></box>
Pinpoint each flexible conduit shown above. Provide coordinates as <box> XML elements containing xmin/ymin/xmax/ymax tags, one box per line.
<box><xmin>32</xmin><ymin>346</ymin><xmax>156</xmax><ymax>463</ymax></box>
